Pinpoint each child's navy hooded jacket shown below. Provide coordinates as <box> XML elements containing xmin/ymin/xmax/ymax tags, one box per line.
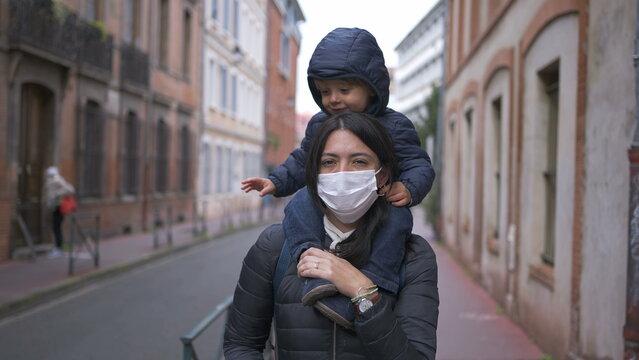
<box><xmin>268</xmin><ymin>27</ymin><xmax>434</xmax><ymax>203</ymax></box>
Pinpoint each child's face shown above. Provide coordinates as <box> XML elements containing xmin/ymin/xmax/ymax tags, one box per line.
<box><xmin>313</xmin><ymin>79</ymin><xmax>375</xmax><ymax>114</ymax></box>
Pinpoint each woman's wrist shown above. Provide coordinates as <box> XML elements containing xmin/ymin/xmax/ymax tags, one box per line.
<box><xmin>348</xmin><ymin>282</ymin><xmax>376</xmax><ymax>299</ymax></box>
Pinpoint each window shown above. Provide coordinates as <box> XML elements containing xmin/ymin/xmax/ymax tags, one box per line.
<box><xmin>491</xmin><ymin>97</ymin><xmax>502</xmax><ymax>238</ymax></box>
<box><xmin>223</xmin><ymin>0</ymin><xmax>230</xmax><ymax>31</ymax></box>
<box><xmin>156</xmin><ymin>119</ymin><xmax>170</xmax><ymax>192</ymax></box>
<box><xmin>182</xmin><ymin>9</ymin><xmax>192</xmax><ymax>76</ymax></box>
<box><xmin>232</xmin><ymin>0</ymin><xmax>239</xmax><ymax>39</ymax></box>
<box><xmin>231</xmin><ymin>74</ymin><xmax>237</xmax><ymax>114</ymax></box>
<box><xmin>80</xmin><ymin>101</ymin><xmax>105</xmax><ymax>197</ymax></box>
<box><xmin>123</xmin><ymin>0</ymin><xmax>140</xmax><ymax>44</ymax></box>
<box><xmin>279</xmin><ymin>30</ymin><xmax>290</xmax><ymax>74</ymax></box>
<box><xmin>159</xmin><ymin>0</ymin><xmax>169</xmax><ymax>68</ymax></box>
<box><xmin>462</xmin><ymin>108</ymin><xmax>474</xmax><ymax>231</ymax></box>
<box><xmin>215</xmin><ymin>145</ymin><xmax>223</xmax><ymax>193</ymax></box>
<box><xmin>202</xmin><ymin>143</ymin><xmax>212</xmax><ymax>195</ymax></box>
<box><xmin>211</xmin><ymin>0</ymin><xmax>218</xmax><ymax>20</ymax></box>
<box><xmin>226</xmin><ymin>148</ymin><xmax>232</xmax><ymax>192</ymax></box>
<box><xmin>123</xmin><ymin>111</ymin><xmax>139</xmax><ymax>195</ymax></box>
<box><xmin>220</xmin><ymin>66</ymin><xmax>228</xmax><ymax>110</ymax></box>
<box><xmin>539</xmin><ymin>61</ymin><xmax>559</xmax><ymax>266</ymax></box>
<box><xmin>179</xmin><ymin>125</ymin><xmax>190</xmax><ymax>192</ymax></box>
<box><xmin>87</xmin><ymin>0</ymin><xmax>103</xmax><ymax>22</ymax></box>
<box><xmin>207</xmin><ymin>59</ymin><xmax>215</xmax><ymax>108</ymax></box>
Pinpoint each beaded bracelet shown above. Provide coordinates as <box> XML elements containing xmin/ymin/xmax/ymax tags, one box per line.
<box><xmin>350</xmin><ymin>287</ymin><xmax>379</xmax><ymax>303</ymax></box>
<box><xmin>356</xmin><ymin>285</ymin><xmax>377</xmax><ymax>296</ymax></box>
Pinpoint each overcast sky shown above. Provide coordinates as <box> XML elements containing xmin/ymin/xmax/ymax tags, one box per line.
<box><xmin>295</xmin><ymin>0</ymin><xmax>438</xmax><ymax>114</ymax></box>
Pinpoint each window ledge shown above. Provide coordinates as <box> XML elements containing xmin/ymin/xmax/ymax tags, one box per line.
<box><xmin>529</xmin><ymin>262</ymin><xmax>554</xmax><ymax>290</ymax></box>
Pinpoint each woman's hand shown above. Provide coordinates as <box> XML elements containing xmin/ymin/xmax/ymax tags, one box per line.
<box><xmin>297</xmin><ymin>247</ymin><xmax>375</xmax><ymax>299</ymax></box>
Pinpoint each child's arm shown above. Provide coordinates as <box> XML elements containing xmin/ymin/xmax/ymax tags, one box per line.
<box><xmin>262</xmin><ymin>112</ymin><xmax>328</xmax><ymax>197</ymax></box>
<box><xmin>386</xmin><ymin>111</ymin><xmax>436</xmax><ymax>206</ymax></box>
<box><xmin>241</xmin><ymin>177</ymin><xmax>276</xmax><ymax>197</ymax></box>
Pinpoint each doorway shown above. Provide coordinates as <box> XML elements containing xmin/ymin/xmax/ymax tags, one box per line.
<box><xmin>14</xmin><ymin>83</ymin><xmax>55</xmax><ymax>247</ymax></box>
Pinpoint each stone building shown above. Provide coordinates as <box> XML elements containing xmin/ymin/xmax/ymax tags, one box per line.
<box><xmin>0</xmin><ymin>0</ymin><xmax>202</xmax><ymax>261</ymax></box>
<box><xmin>198</xmin><ymin>0</ymin><xmax>268</xmax><ymax>227</ymax></box>
<box><xmin>441</xmin><ymin>0</ymin><xmax>635</xmax><ymax>358</ymax></box>
<box><xmin>394</xmin><ymin>0</ymin><xmax>445</xmax><ymax>126</ymax></box>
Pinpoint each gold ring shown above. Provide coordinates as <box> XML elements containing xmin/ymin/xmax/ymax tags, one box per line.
<box><xmin>315</xmin><ymin>262</ymin><xmax>320</xmax><ymax>269</ymax></box>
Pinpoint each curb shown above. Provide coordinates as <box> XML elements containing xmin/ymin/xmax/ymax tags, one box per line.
<box><xmin>0</xmin><ymin>220</ymin><xmax>274</xmax><ymax>320</ymax></box>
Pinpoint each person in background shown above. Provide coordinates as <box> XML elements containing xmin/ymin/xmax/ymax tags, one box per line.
<box><xmin>44</xmin><ymin>166</ymin><xmax>75</xmax><ymax>258</ymax></box>
<box><xmin>241</xmin><ymin>27</ymin><xmax>435</xmax><ymax>324</ymax></box>
<box><xmin>225</xmin><ymin>112</ymin><xmax>439</xmax><ymax>359</ymax></box>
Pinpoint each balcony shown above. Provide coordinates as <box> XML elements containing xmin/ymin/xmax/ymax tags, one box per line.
<box><xmin>9</xmin><ymin>0</ymin><xmax>113</xmax><ymax>73</ymax></box>
<box><xmin>120</xmin><ymin>43</ymin><xmax>150</xmax><ymax>88</ymax></box>
<box><xmin>77</xmin><ymin>21</ymin><xmax>113</xmax><ymax>73</ymax></box>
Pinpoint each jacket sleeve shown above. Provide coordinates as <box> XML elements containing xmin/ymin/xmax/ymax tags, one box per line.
<box><xmin>386</xmin><ymin>111</ymin><xmax>436</xmax><ymax>206</ymax></box>
<box><xmin>223</xmin><ymin>225</ymin><xmax>283</xmax><ymax>359</ymax></box>
<box><xmin>267</xmin><ymin>112</ymin><xmax>326</xmax><ymax>197</ymax></box>
<box><xmin>354</xmin><ymin>235</ymin><xmax>439</xmax><ymax>360</ymax></box>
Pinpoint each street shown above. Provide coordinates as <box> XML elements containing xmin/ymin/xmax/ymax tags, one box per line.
<box><xmin>0</xmin><ymin>225</ymin><xmax>265</xmax><ymax>360</ymax></box>
<box><xmin>0</xmin><ymin>210</ymin><xmax>544</xmax><ymax>360</ymax></box>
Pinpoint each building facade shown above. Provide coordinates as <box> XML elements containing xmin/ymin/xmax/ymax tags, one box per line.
<box><xmin>0</xmin><ymin>0</ymin><xmax>202</xmax><ymax>261</ymax></box>
<box><xmin>264</xmin><ymin>0</ymin><xmax>304</xmax><ymax>174</ymax></box>
<box><xmin>441</xmin><ymin>0</ymin><xmax>636</xmax><ymax>358</ymax></box>
<box><xmin>198</xmin><ymin>0</ymin><xmax>267</xmax><ymax>226</ymax></box>
<box><xmin>394</xmin><ymin>0</ymin><xmax>445</xmax><ymax>125</ymax></box>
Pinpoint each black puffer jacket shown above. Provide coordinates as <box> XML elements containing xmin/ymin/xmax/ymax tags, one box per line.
<box><xmin>223</xmin><ymin>224</ymin><xmax>439</xmax><ymax>359</ymax></box>
<box><xmin>268</xmin><ymin>28</ymin><xmax>435</xmax><ymax>205</ymax></box>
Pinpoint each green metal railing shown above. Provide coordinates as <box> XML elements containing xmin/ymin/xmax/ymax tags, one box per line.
<box><xmin>181</xmin><ymin>295</ymin><xmax>233</xmax><ymax>360</ymax></box>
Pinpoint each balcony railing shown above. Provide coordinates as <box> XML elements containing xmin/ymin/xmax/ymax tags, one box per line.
<box><xmin>77</xmin><ymin>21</ymin><xmax>113</xmax><ymax>73</ymax></box>
<box><xmin>120</xmin><ymin>43</ymin><xmax>150</xmax><ymax>88</ymax></box>
<box><xmin>9</xmin><ymin>0</ymin><xmax>113</xmax><ymax>73</ymax></box>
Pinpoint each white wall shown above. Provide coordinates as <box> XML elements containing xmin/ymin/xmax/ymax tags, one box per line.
<box><xmin>579</xmin><ymin>1</ymin><xmax>636</xmax><ymax>358</ymax></box>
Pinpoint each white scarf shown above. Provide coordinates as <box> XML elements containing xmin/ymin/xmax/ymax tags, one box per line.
<box><xmin>323</xmin><ymin>216</ymin><xmax>355</xmax><ymax>250</ymax></box>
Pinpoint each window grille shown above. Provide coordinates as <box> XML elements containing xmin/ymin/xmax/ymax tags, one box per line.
<box><xmin>123</xmin><ymin>111</ymin><xmax>139</xmax><ymax>194</ymax></box>
<box><xmin>80</xmin><ymin>100</ymin><xmax>105</xmax><ymax>197</ymax></box>
<box><xmin>156</xmin><ymin>119</ymin><xmax>170</xmax><ymax>192</ymax></box>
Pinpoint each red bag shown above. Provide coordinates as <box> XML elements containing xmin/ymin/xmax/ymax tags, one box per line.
<box><xmin>60</xmin><ymin>195</ymin><xmax>77</xmax><ymax>215</ymax></box>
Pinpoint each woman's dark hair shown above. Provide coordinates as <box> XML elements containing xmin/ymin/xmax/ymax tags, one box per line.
<box><xmin>305</xmin><ymin>112</ymin><xmax>398</xmax><ymax>266</ymax></box>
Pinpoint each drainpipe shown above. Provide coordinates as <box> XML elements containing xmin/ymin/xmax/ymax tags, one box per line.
<box><xmin>624</xmin><ymin>1</ymin><xmax>639</xmax><ymax>359</ymax></box>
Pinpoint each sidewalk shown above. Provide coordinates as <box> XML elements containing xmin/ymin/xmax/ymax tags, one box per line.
<box><xmin>411</xmin><ymin>206</ymin><xmax>545</xmax><ymax>360</ymax></box>
<box><xmin>0</xmin><ymin>201</ymin><xmax>287</xmax><ymax>319</ymax></box>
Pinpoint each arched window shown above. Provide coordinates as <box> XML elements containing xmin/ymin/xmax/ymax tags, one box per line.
<box><xmin>81</xmin><ymin>100</ymin><xmax>105</xmax><ymax>197</ymax></box>
<box><xmin>156</xmin><ymin>119</ymin><xmax>170</xmax><ymax>192</ymax></box>
<box><xmin>123</xmin><ymin>111</ymin><xmax>139</xmax><ymax>194</ymax></box>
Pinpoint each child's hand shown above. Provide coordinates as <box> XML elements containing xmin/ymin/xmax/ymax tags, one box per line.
<box><xmin>241</xmin><ymin>177</ymin><xmax>276</xmax><ymax>197</ymax></box>
<box><xmin>384</xmin><ymin>181</ymin><xmax>412</xmax><ymax>207</ymax></box>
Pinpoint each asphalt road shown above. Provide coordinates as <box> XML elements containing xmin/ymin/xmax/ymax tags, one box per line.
<box><xmin>0</xmin><ymin>224</ymin><xmax>268</xmax><ymax>360</ymax></box>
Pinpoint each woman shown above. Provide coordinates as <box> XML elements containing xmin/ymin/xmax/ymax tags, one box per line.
<box><xmin>44</xmin><ymin>166</ymin><xmax>75</xmax><ymax>258</ymax></box>
<box><xmin>224</xmin><ymin>112</ymin><xmax>439</xmax><ymax>359</ymax></box>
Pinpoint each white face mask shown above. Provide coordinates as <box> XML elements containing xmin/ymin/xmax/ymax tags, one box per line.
<box><xmin>317</xmin><ymin>168</ymin><xmax>383</xmax><ymax>224</ymax></box>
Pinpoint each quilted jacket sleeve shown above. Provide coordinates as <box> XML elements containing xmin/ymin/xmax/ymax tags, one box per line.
<box><xmin>354</xmin><ymin>235</ymin><xmax>439</xmax><ymax>359</ymax></box>
<box><xmin>267</xmin><ymin>112</ymin><xmax>326</xmax><ymax>197</ymax></box>
<box><xmin>385</xmin><ymin>110</ymin><xmax>436</xmax><ymax>206</ymax></box>
<box><xmin>223</xmin><ymin>225</ymin><xmax>284</xmax><ymax>359</ymax></box>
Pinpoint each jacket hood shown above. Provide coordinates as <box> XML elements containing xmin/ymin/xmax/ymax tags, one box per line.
<box><xmin>307</xmin><ymin>28</ymin><xmax>390</xmax><ymax>116</ymax></box>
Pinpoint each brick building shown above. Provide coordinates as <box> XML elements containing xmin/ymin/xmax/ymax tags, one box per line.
<box><xmin>0</xmin><ymin>0</ymin><xmax>202</xmax><ymax>261</ymax></box>
<box><xmin>440</xmin><ymin>0</ymin><xmax>636</xmax><ymax>358</ymax></box>
<box><xmin>264</xmin><ymin>0</ymin><xmax>304</xmax><ymax>173</ymax></box>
